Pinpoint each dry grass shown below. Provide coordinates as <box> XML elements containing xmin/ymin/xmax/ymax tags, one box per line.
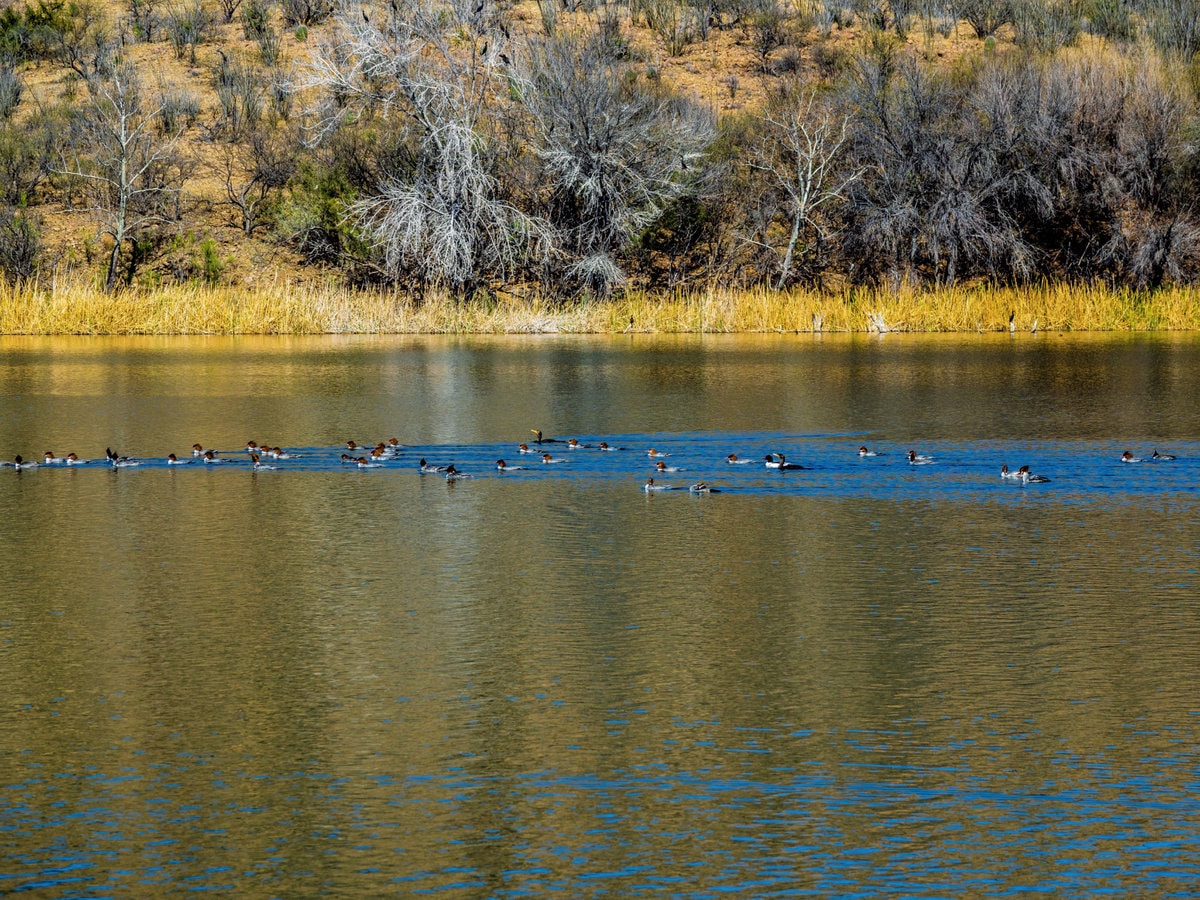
<box><xmin>3</xmin><ymin>278</ymin><xmax>1200</xmax><ymax>334</ymax></box>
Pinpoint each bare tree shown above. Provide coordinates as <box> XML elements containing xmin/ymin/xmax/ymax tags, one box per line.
<box><xmin>216</xmin><ymin>0</ymin><xmax>244</xmax><ymax>23</ymax></box>
<box><xmin>518</xmin><ymin>29</ymin><xmax>713</xmax><ymax>295</ymax></box>
<box><xmin>60</xmin><ymin>63</ymin><xmax>189</xmax><ymax>290</ymax></box>
<box><xmin>48</xmin><ymin>0</ymin><xmax>117</xmax><ymax>80</ymax></box>
<box><xmin>280</xmin><ymin>0</ymin><xmax>333</xmax><ymax>27</ymax></box>
<box><xmin>0</xmin><ymin>207</ymin><xmax>41</xmax><ymax>283</ymax></box>
<box><xmin>0</xmin><ymin>116</ymin><xmax>56</xmax><ymax>206</ymax></box>
<box><xmin>217</xmin><ymin>129</ymin><xmax>296</xmax><ymax>234</ymax></box>
<box><xmin>301</xmin><ymin>0</ymin><xmax>549</xmax><ymax>292</ymax></box>
<box><xmin>752</xmin><ymin>91</ymin><xmax>859</xmax><ymax>288</ymax></box>
<box><xmin>1140</xmin><ymin>0</ymin><xmax>1200</xmax><ymax>60</ymax></box>
<box><xmin>952</xmin><ymin>0</ymin><xmax>1013</xmax><ymax>37</ymax></box>
<box><xmin>844</xmin><ymin>54</ymin><xmax>1037</xmax><ymax>284</ymax></box>
<box><xmin>127</xmin><ymin>0</ymin><xmax>165</xmax><ymax>42</ymax></box>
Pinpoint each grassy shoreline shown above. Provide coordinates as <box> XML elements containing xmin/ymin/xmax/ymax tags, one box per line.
<box><xmin>2</xmin><ymin>280</ymin><xmax>1199</xmax><ymax>335</ymax></box>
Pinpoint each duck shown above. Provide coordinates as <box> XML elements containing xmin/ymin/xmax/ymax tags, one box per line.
<box><xmin>191</xmin><ymin>443</ymin><xmax>205</xmax><ymax>457</ymax></box>
<box><xmin>1000</xmin><ymin>464</ymin><xmax>1023</xmax><ymax>480</ymax></box>
<box><xmin>1151</xmin><ymin>449</ymin><xmax>1176</xmax><ymax>461</ymax></box>
<box><xmin>269</xmin><ymin>447</ymin><xmax>294</xmax><ymax>459</ymax></box>
<box><xmin>726</xmin><ymin>453</ymin><xmax>753</xmax><ymax>464</ymax></box>
<box><xmin>643</xmin><ymin>477</ymin><xmax>672</xmax><ymax>492</ymax></box>
<box><xmin>517</xmin><ymin>442</ymin><xmax>537</xmax><ymax>454</ymax></box>
<box><xmin>7</xmin><ymin>455</ymin><xmax>38</xmax><ymax>469</ymax></box>
<box><xmin>444</xmin><ymin>465</ymin><xmax>472</xmax><ymax>479</ymax></box>
<box><xmin>202</xmin><ymin>449</ymin><xmax>225</xmax><ymax>464</ymax></box>
<box><xmin>106</xmin><ymin>448</ymin><xmax>140</xmax><ymax>467</ymax></box>
<box><xmin>655</xmin><ymin>460</ymin><xmax>683</xmax><ymax>473</ymax></box>
<box><xmin>597</xmin><ymin>441</ymin><xmax>623</xmax><ymax>451</ymax></box>
<box><xmin>1120</xmin><ymin>450</ymin><xmax>1142</xmax><ymax>463</ymax></box>
<box><xmin>496</xmin><ymin>459</ymin><xmax>526</xmax><ymax>471</ymax></box>
<box><xmin>346</xmin><ymin>440</ymin><xmax>362</xmax><ymax>450</ymax></box>
<box><xmin>1017</xmin><ymin>465</ymin><xmax>1050</xmax><ymax>484</ymax></box>
<box><xmin>386</xmin><ymin>438</ymin><xmax>404</xmax><ymax>448</ymax></box>
<box><xmin>250</xmin><ymin>453</ymin><xmax>277</xmax><ymax>470</ymax></box>
<box><xmin>907</xmin><ymin>450</ymin><xmax>935</xmax><ymax>465</ymax></box>
<box><xmin>245</xmin><ymin>440</ymin><xmax>260</xmax><ymax>453</ymax></box>
<box><xmin>765</xmin><ymin>453</ymin><xmax>805</xmax><ymax>470</ymax></box>
<box><xmin>166</xmin><ymin>453</ymin><xmax>190</xmax><ymax>465</ymax></box>
<box><xmin>689</xmin><ymin>482</ymin><xmax>720</xmax><ymax>493</ymax></box>
<box><xmin>65</xmin><ymin>453</ymin><xmax>85</xmax><ymax>465</ymax></box>
<box><xmin>419</xmin><ymin>458</ymin><xmax>450</xmax><ymax>473</ymax></box>
<box><xmin>646</xmin><ymin>448</ymin><xmax>669</xmax><ymax>458</ymax></box>
<box><xmin>857</xmin><ymin>446</ymin><xmax>881</xmax><ymax>457</ymax></box>
<box><xmin>566</xmin><ymin>438</ymin><xmax>589</xmax><ymax>450</ymax></box>
<box><xmin>108</xmin><ymin>450</ymin><xmax>140</xmax><ymax>467</ymax></box>
<box><xmin>540</xmin><ymin>452</ymin><xmax>566</xmax><ymax>463</ymax></box>
<box><xmin>356</xmin><ymin>457</ymin><xmax>382</xmax><ymax>468</ymax></box>
<box><xmin>339</xmin><ymin>453</ymin><xmax>359</xmax><ymax>464</ymax></box>
<box><xmin>42</xmin><ymin>451</ymin><xmax>63</xmax><ymax>465</ymax></box>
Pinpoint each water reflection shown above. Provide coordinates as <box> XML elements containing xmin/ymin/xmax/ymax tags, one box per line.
<box><xmin>2</xmin><ymin>334</ymin><xmax>1200</xmax><ymax>896</ymax></box>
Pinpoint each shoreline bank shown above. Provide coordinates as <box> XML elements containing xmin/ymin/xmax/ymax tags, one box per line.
<box><xmin>2</xmin><ymin>281</ymin><xmax>1199</xmax><ymax>335</ymax></box>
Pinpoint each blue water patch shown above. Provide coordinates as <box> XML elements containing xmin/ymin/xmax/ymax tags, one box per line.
<box><xmin>13</xmin><ymin>434</ymin><xmax>1199</xmax><ymax>504</ymax></box>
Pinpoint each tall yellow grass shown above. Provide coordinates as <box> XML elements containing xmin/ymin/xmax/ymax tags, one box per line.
<box><xmin>2</xmin><ymin>279</ymin><xmax>1199</xmax><ymax>334</ymax></box>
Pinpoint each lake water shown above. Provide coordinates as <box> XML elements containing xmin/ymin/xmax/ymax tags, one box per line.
<box><xmin>1</xmin><ymin>333</ymin><xmax>1199</xmax><ymax>897</ymax></box>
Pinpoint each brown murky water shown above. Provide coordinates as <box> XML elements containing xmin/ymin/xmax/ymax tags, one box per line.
<box><xmin>2</xmin><ymin>333</ymin><xmax>1199</xmax><ymax>895</ymax></box>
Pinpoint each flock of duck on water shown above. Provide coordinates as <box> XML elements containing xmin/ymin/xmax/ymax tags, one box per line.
<box><xmin>2</xmin><ymin>428</ymin><xmax>1180</xmax><ymax>493</ymax></box>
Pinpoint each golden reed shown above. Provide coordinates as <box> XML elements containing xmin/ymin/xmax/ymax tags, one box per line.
<box><xmin>2</xmin><ymin>279</ymin><xmax>1199</xmax><ymax>335</ymax></box>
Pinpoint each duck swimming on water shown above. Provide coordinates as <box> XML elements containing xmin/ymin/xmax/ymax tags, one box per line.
<box><xmin>765</xmin><ymin>453</ymin><xmax>804</xmax><ymax>470</ymax></box>
<box><xmin>107</xmin><ymin>448</ymin><xmax>140</xmax><ymax>467</ymax></box>
<box><xmin>1017</xmin><ymin>465</ymin><xmax>1050</xmax><ymax>484</ymax></box>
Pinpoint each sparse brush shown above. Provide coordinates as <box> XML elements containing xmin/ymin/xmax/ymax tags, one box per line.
<box><xmin>278</xmin><ymin>0</ymin><xmax>332</xmax><ymax>27</ymax></box>
<box><xmin>257</xmin><ymin>24</ymin><xmax>283</xmax><ymax>67</ymax></box>
<box><xmin>240</xmin><ymin>0</ymin><xmax>272</xmax><ymax>39</ymax></box>
<box><xmin>0</xmin><ymin>61</ymin><xmax>22</xmax><ymax>120</ymax></box>
<box><xmin>214</xmin><ymin>54</ymin><xmax>264</xmax><ymax>139</ymax></box>
<box><xmin>164</xmin><ymin>0</ymin><xmax>213</xmax><ymax>64</ymax></box>
<box><xmin>158</xmin><ymin>85</ymin><xmax>200</xmax><ymax>135</ymax></box>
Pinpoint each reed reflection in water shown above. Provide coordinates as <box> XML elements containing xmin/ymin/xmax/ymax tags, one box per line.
<box><xmin>1</xmin><ymin>334</ymin><xmax>1199</xmax><ymax>896</ymax></box>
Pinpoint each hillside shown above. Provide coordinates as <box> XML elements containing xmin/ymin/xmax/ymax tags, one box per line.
<box><xmin>1</xmin><ymin>0</ymin><xmax>1199</xmax><ymax>296</ymax></box>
